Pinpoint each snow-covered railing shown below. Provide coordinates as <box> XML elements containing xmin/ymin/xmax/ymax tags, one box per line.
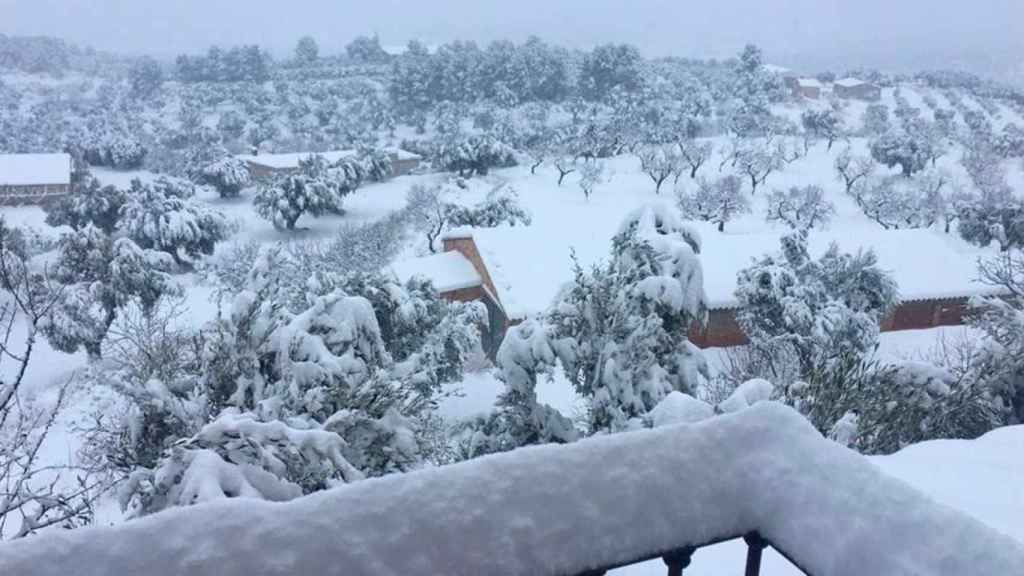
<box><xmin>2</xmin><ymin>404</ymin><xmax>1023</xmax><ymax>576</ymax></box>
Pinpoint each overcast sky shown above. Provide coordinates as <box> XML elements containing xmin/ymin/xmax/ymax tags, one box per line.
<box><xmin>3</xmin><ymin>0</ymin><xmax>1022</xmax><ymax>75</ymax></box>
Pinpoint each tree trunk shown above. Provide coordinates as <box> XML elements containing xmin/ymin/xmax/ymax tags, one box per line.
<box><xmin>718</xmin><ymin>220</ymin><xmax>725</xmax><ymax>232</ymax></box>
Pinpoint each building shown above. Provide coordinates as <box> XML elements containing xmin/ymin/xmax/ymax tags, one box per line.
<box><xmin>0</xmin><ymin>153</ymin><xmax>72</xmax><ymax>206</ymax></box>
<box><xmin>784</xmin><ymin>77</ymin><xmax>823</xmax><ymax>100</ymax></box>
<box><xmin>400</xmin><ymin>225</ymin><xmax>996</xmax><ymax>354</ymax></box>
<box><xmin>237</xmin><ymin>148</ymin><xmax>421</xmax><ymax>181</ymax></box>
<box><xmin>834</xmin><ymin>78</ymin><xmax>881</xmax><ymax>101</ymax></box>
<box><xmin>390</xmin><ymin>231</ymin><xmax>511</xmax><ymax>357</ymax></box>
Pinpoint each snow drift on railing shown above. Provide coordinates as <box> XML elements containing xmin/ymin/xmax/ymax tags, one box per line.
<box><xmin>2</xmin><ymin>403</ymin><xmax>1022</xmax><ymax>576</ymax></box>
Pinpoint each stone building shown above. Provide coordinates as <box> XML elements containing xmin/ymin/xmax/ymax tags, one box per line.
<box><xmin>0</xmin><ymin>153</ymin><xmax>72</xmax><ymax>205</ymax></box>
<box><xmin>834</xmin><ymin>78</ymin><xmax>881</xmax><ymax>101</ymax></box>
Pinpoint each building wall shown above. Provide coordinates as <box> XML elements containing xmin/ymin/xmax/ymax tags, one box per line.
<box><xmin>690</xmin><ymin>297</ymin><xmax>971</xmax><ymax>349</ymax></box>
<box><xmin>442</xmin><ymin>236</ymin><xmax>501</xmax><ymax>301</ymax></box>
<box><xmin>440</xmin><ymin>285</ymin><xmax>509</xmax><ymax>359</ymax></box>
<box><xmin>391</xmin><ymin>157</ymin><xmax>420</xmax><ymax>177</ymax></box>
<box><xmin>0</xmin><ymin>183</ymin><xmax>70</xmax><ymax>206</ymax></box>
<box><xmin>835</xmin><ymin>83</ymin><xmax>881</xmax><ymax>101</ymax></box>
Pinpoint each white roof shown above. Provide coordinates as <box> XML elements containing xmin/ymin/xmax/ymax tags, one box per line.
<box><xmin>462</xmin><ymin>224</ymin><xmax>994</xmax><ymax>319</ymax></box>
<box><xmin>383</xmin><ymin>147</ymin><xmax>422</xmax><ymax>161</ymax></box>
<box><xmin>797</xmin><ymin>78</ymin><xmax>823</xmax><ymax>88</ymax></box>
<box><xmin>236</xmin><ymin>150</ymin><xmax>357</xmax><ymax>170</ymax></box>
<box><xmin>390</xmin><ymin>251</ymin><xmax>482</xmax><ymax>293</ymax></box>
<box><xmin>0</xmin><ymin>153</ymin><xmax>71</xmax><ymax>186</ymax></box>
<box><xmin>700</xmin><ymin>226</ymin><xmax>994</xmax><ymax>309</ymax></box>
<box><xmin>835</xmin><ymin>77</ymin><xmax>867</xmax><ymax>88</ymax></box>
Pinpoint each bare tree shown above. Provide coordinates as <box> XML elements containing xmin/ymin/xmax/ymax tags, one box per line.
<box><xmin>554</xmin><ymin>155</ymin><xmax>577</xmax><ymax>186</ymax></box>
<box><xmin>834</xmin><ymin>147</ymin><xmax>876</xmax><ymax>201</ymax></box>
<box><xmin>636</xmin><ymin>145</ymin><xmax>681</xmax><ymax>194</ymax></box>
<box><xmin>578</xmin><ymin>159</ymin><xmax>606</xmax><ymax>200</ymax></box>
<box><xmin>677</xmin><ymin>138</ymin><xmax>713</xmax><ymax>180</ymax></box>
<box><xmin>677</xmin><ymin>175</ymin><xmax>750</xmax><ymax>232</ymax></box>
<box><xmin>0</xmin><ymin>221</ymin><xmax>105</xmax><ymax>540</ymax></box>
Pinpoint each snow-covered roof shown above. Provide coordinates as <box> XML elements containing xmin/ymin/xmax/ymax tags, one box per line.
<box><xmin>463</xmin><ymin>223</ymin><xmax>993</xmax><ymax>318</ymax></box>
<box><xmin>797</xmin><ymin>78</ymin><xmax>823</xmax><ymax>89</ymax></box>
<box><xmin>835</xmin><ymin>77</ymin><xmax>868</xmax><ymax>88</ymax></box>
<box><xmin>0</xmin><ymin>153</ymin><xmax>71</xmax><ymax>186</ymax></box>
<box><xmin>2</xmin><ymin>403</ymin><xmax>1021</xmax><ymax>576</ymax></box>
<box><xmin>389</xmin><ymin>251</ymin><xmax>482</xmax><ymax>293</ymax></box>
<box><xmin>700</xmin><ymin>227</ymin><xmax>994</xmax><ymax>309</ymax></box>
<box><xmin>236</xmin><ymin>150</ymin><xmax>357</xmax><ymax>170</ymax></box>
<box><xmin>382</xmin><ymin>147</ymin><xmax>422</xmax><ymax>161</ymax></box>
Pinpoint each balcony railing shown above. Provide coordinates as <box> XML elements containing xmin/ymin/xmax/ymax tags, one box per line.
<box><xmin>1</xmin><ymin>403</ymin><xmax>1022</xmax><ymax>576</ymax></box>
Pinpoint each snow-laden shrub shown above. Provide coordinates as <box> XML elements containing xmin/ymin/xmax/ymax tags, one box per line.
<box><xmin>735</xmin><ymin>231</ymin><xmax>899</xmax><ymax>436</ymax></box>
<box><xmin>436</xmin><ymin>134</ymin><xmax>516</xmax><ymax>178</ymax></box>
<box><xmin>44</xmin><ymin>175</ymin><xmax>126</xmax><ymax>234</ymax></box>
<box><xmin>471</xmin><ymin>205</ymin><xmax>709</xmax><ymax>448</ymax></box>
<box><xmin>200</xmin><ymin>156</ymin><xmax>252</xmax><ymax>198</ymax></box>
<box><xmin>119</xmin><ymin>178</ymin><xmax>230</xmax><ymax>269</ymax></box>
<box><xmin>252</xmin><ymin>155</ymin><xmax>356</xmax><ymax>230</ymax></box>
<box><xmin>41</xmin><ymin>226</ymin><xmax>178</xmax><ymax>358</ymax></box>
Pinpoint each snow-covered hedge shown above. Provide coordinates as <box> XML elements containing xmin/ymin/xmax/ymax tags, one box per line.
<box><xmin>2</xmin><ymin>403</ymin><xmax>1021</xmax><ymax>576</ymax></box>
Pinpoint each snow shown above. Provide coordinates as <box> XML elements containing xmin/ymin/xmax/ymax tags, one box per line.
<box><xmin>236</xmin><ymin>150</ymin><xmax>358</xmax><ymax>170</ymax></box>
<box><xmin>0</xmin><ymin>153</ymin><xmax>71</xmax><ymax>186</ymax></box>
<box><xmin>648</xmin><ymin>391</ymin><xmax>714</xmax><ymax>426</ymax></box>
<box><xmin>389</xmin><ymin>250</ymin><xmax>482</xmax><ymax>293</ymax></box>
<box><xmin>718</xmin><ymin>378</ymin><xmax>774</xmax><ymax>413</ymax></box>
<box><xmin>796</xmin><ymin>78</ymin><xmax>823</xmax><ymax>89</ymax></box>
<box><xmin>2</xmin><ymin>403</ymin><xmax>1021</xmax><ymax>576</ymax></box>
<box><xmin>835</xmin><ymin>78</ymin><xmax>867</xmax><ymax>88</ymax></box>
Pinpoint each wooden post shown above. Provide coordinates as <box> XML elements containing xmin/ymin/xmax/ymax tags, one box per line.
<box><xmin>662</xmin><ymin>547</ymin><xmax>695</xmax><ymax>576</ymax></box>
<box><xmin>744</xmin><ymin>532</ymin><xmax>766</xmax><ymax>576</ymax></box>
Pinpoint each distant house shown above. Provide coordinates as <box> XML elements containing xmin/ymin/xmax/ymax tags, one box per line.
<box><xmin>390</xmin><ymin>231</ymin><xmax>510</xmax><ymax>358</ymax></box>
<box><xmin>0</xmin><ymin>153</ymin><xmax>72</xmax><ymax>206</ymax></box>
<box><xmin>401</xmin><ymin>226</ymin><xmax>998</xmax><ymax>354</ymax></box>
<box><xmin>785</xmin><ymin>77</ymin><xmax>823</xmax><ymax>100</ymax></box>
<box><xmin>237</xmin><ymin>148</ymin><xmax>421</xmax><ymax>181</ymax></box>
<box><xmin>834</xmin><ymin>78</ymin><xmax>881</xmax><ymax>101</ymax></box>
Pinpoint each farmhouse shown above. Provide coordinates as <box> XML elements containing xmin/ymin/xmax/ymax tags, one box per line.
<box><xmin>834</xmin><ymin>77</ymin><xmax>881</xmax><ymax>101</ymax></box>
<box><xmin>0</xmin><ymin>153</ymin><xmax>72</xmax><ymax>205</ymax></box>
<box><xmin>390</xmin><ymin>231</ymin><xmax>510</xmax><ymax>357</ymax></box>
<box><xmin>397</xmin><ymin>225</ymin><xmax>995</xmax><ymax>352</ymax></box>
<box><xmin>237</xmin><ymin>147</ymin><xmax>421</xmax><ymax>181</ymax></box>
<box><xmin>785</xmin><ymin>77</ymin><xmax>823</xmax><ymax>100</ymax></box>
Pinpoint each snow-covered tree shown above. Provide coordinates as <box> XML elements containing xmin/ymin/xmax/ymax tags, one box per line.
<box><xmin>200</xmin><ymin>156</ymin><xmax>252</xmax><ymax>198</ymax></box>
<box><xmin>861</xmin><ymin>103</ymin><xmax>891</xmax><ymax>136</ymax></box>
<box><xmin>119</xmin><ymin>178</ymin><xmax>229</xmax><ymax>268</ymax></box>
<box><xmin>636</xmin><ymin>144</ymin><xmax>681</xmax><ymax>194</ymax></box>
<box><xmin>958</xmin><ymin>198</ymin><xmax>1024</xmax><ymax>251</ymax></box>
<box><xmin>407</xmin><ymin>182</ymin><xmax>531</xmax><ymax>252</ymax></box>
<box><xmin>0</xmin><ymin>220</ymin><xmax>106</xmax><ymax>539</ymax></box>
<box><xmin>294</xmin><ymin>36</ymin><xmax>319</xmax><ymax>65</ymax></box>
<box><xmin>436</xmin><ymin>134</ymin><xmax>516</xmax><ymax>178</ymax></box>
<box><xmin>765</xmin><ymin>185</ymin><xmax>836</xmax><ymax>231</ymax></box>
<box><xmin>252</xmin><ymin>155</ymin><xmax>351</xmax><ymax>230</ymax></box>
<box><xmin>577</xmin><ymin>158</ymin><xmax>606</xmax><ymax>199</ymax></box>
<box><xmin>676</xmin><ymin>137</ymin><xmax>713</xmax><ymax>179</ymax></box>
<box><xmin>41</xmin><ymin>226</ymin><xmax>178</xmax><ymax>358</ymax></box>
<box><xmin>869</xmin><ymin>128</ymin><xmax>932</xmax><ymax>177</ymax></box>
<box><xmin>44</xmin><ymin>175</ymin><xmax>126</xmax><ymax>234</ymax></box>
<box><xmin>346</xmin><ymin>34</ymin><xmax>389</xmax><ymax>63</ymax></box>
<box><xmin>578</xmin><ymin>43</ymin><xmax>644</xmax><ymax>102</ymax></box>
<box><xmin>553</xmin><ymin>153</ymin><xmax>577</xmax><ymax>186</ymax></box>
<box><xmin>801</xmin><ymin>106</ymin><xmax>844</xmax><ymax>150</ymax></box>
<box><xmin>128</xmin><ymin>56</ymin><xmax>163</xmax><ymax>100</ymax></box>
<box><xmin>834</xmin><ymin>147</ymin><xmax>876</xmax><ymax>198</ymax></box>
<box><xmin>857</xmin><ymin>169</ymin><xmax>950</xmax><ymax>230</ymax></box>
<box><xmin>735</xmin><ymin>232</ymin><xmax>899</xmax><ymax>435</ymax></box>
<box><xmin>734</xmin><ymin>141</ymin><xmax>782</xmax><ymax>194</ymax></box>
<box><xmin>677</xmin><ymin>174</ymin><xmax>750</xmax><ymax>232</ymax></box>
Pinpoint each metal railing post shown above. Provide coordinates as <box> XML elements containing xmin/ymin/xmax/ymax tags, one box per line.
<box><xmin>744</xmin><ymin>532</ymin><xmax>766</xmax><ymax>576</ymax></box>
<box><xmin>662</xmin><ymin>546</ymin><xmax>695</xmax><ymax>576</ymax></box>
